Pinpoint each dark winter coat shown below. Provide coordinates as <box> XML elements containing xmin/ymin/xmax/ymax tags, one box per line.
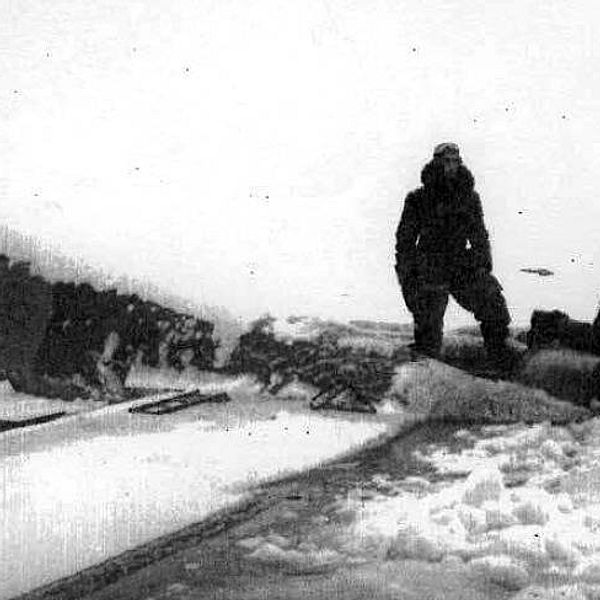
<box><xmin>395</xmin><ymin>160</ymin><xmax>493</xmax><ymax>284</ymax></box>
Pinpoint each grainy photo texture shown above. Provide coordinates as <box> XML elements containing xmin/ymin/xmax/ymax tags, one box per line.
<box><xmin>2</xmin><ymin>2</ymin><xmax>600</xmax><ymax>599</ymax></box>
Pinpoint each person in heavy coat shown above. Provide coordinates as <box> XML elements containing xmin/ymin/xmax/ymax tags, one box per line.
<box><xmin>395</xmin><ymin>142</ymin><xmax>513</xmax><ymax>364</ymax></box>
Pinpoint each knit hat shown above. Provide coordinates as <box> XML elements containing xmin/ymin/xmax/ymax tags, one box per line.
<box><xmin>433</xmin><ymin>142</ymin><xmax>460</xmax><ymax>158</ymax></box>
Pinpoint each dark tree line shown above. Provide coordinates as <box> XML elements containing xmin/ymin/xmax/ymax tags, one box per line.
<box><xmin>0</xmin><ymin>255</ymin><xmax>217</xmax><ymax>400</ymax></box>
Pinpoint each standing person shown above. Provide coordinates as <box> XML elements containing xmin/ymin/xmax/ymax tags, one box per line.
<box><xmin>395</xmin><ymin>142</ymin><xmax>515</xmax><ymax>369</ymax></box>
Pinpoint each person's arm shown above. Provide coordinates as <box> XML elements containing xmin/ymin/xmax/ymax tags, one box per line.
<box><xmin>395</xmin><ymin>191</ymin><xmax>420</xmax><ymax>283</ymax></box>
<box><xmin>468</xmin><ymin>192</ymin><xmax>493</xmax><ymax>273</ymax></box>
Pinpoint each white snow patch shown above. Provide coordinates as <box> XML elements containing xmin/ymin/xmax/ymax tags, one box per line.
<box><xmin>246</xmin><ymin>541</ymin><xmax>343</xmax><ymax>573</ymax></box>
<box><xmin>1</xmin><ymin>406</ymin><xmax>387</xmax><ymax>599</ymax></box>
<box><xmin>271</xmin><ymin>317</ymin><xmax>321</xmax><ymax>342</ymax></box>
<box><xmin>462</xmin><ymin>465</ymin><xmax>504</xmax><ymax>507</ymax></box>
<box><xmin>340</xmin><ymin>416</ymin><xmax>600</xmax><ymax>594</ymax></box>
<box><xmin>274</xmin><ymin>380</ymin><xmax>319</xmax><ymax>401</ymax></box>
<box><xmin>556</xmin><ymin>493</ymin><xmax>575</xmax><ymax>513</ymax></box>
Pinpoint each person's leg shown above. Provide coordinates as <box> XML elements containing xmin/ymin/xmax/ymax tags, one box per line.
<box><xmin>451</xmin><ymin>271</ymin><xmax>512</xmax><ymax>359</ymax></box>
<box><xmin>402</xmin><ymin>278</ymin><xmax>449</xmax><ymax>358</ymax></box>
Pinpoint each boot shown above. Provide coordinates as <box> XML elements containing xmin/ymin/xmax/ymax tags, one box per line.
<box><xmin>484</xmin><ymin>340</ymin><xmax>523</xmax><ymax>376</ymax></box>
<box><xmin>480</xmin><ymin>321</ymin><xmax>519</xmax><ymax>373</ymax></box>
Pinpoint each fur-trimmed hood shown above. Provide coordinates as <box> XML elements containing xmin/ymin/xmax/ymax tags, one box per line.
<box><xmin>420</xmin><ymin>159</ymin><xmax>475</xmax><ymax>196</ymax></box>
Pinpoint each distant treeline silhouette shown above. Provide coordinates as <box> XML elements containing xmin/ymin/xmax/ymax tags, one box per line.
<box><xmin>0</xmin><ymin>254</ymin><xmax>217</xmax><ymax>401</ymax></box>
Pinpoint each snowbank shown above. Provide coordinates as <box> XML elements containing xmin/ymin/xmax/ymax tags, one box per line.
<box><xmin>338</xmin><ymin>418</ymin><xmax>600</xmax><ymax>597</ymax></box>
<box><xmin>389</xmin><ymin>359</ymin><xmax>589</xmax><ymax>424</ymax></box>
<box><xmin>519</xmin><ymin>349</ymin><xmax>600</xmax><ymax>406</ymax></box>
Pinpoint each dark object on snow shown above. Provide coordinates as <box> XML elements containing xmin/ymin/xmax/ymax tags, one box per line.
<box><xmin>129</xmin><ymin>390</ymin><xmax>230</xmax><ymax>415</ymax></box>
<box><xmin>309</xmin><ymin>387</ymin><xmax>377</xmax><ymax>413</ymax></box>
<box><xmin>525</xmin><ymin>308</ymin><xmax>600</xmax><ymax>408</ymax></box>
<box><xmin>520</xmin><ymin>267</ymin><xmax>554</xmax><ymax>277</ymax></box>
<box><xmin>395</xmin><ymin>145</ymin><xmax>511</xmax><ymax>360</ymax></box>
<box><xmin>526</xmin><ymin>309</ymin><xmax>598</xmax><ymax>353</ymax></box>
<box><xmin>0</xmin><ymin>410</ymin><xmax>66</xmax><ymax>432</ymax></box>
<box><xmin>225</xmin><ymin>318</ymin><xmax>396</xmax><ymax>411</ymax></box>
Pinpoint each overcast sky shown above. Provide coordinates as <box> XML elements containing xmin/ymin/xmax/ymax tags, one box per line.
<box><xmin>3</xmin><ymin>0</ymin><xmax>600</xmax><ymax>326</ymax></box>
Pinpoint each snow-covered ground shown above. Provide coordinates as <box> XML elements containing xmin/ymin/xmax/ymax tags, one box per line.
<box><xmin>76</xmin><ymin>415</ymin><xmax>600</xmax><ymax>600</ymax></box>
<box><xmin>214</xmin><ymin>419</ymin><xmax>600</xmax><ymax>600</ymax></box>
<box><xmin>343</xmin><ymin>419</ymin><xmax>600</xmax><ymax>598</ymax></box>
<box><xmin>0</xmin><ymin>376</ymin><xmax>408</xmax><ymax>600</ymax></box>
<box><xmin>4</xmin><ymin>344</ymin><xmax>599</xmax><ymax>600</ymax></box>
<box><xmin>0</xmin><ymin>380</ymin><xmax>98</xmax><ymax>422</ymax></box>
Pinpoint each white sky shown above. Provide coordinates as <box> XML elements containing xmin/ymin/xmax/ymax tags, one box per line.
<box><xmin>3</xmin><ymin>0</ymin><xmax>600</xmax><ymax>326</ymax></box>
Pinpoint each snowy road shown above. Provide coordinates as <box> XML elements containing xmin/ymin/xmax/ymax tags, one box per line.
<box><xmin>0</xmin><ymin>378</ymin><xmax>410</xmax><ymax>600</ymax></box>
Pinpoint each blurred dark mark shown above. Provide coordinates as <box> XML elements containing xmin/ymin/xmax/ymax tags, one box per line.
<box><xmin>129</xmin><ymin>391</ymin><xmax>230</xmax><ymax>416</ymax></box>
<box><xmin>520</xmin><ymin>268</ymin><xmax>554</xmax><ymax>277</ymax></box>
